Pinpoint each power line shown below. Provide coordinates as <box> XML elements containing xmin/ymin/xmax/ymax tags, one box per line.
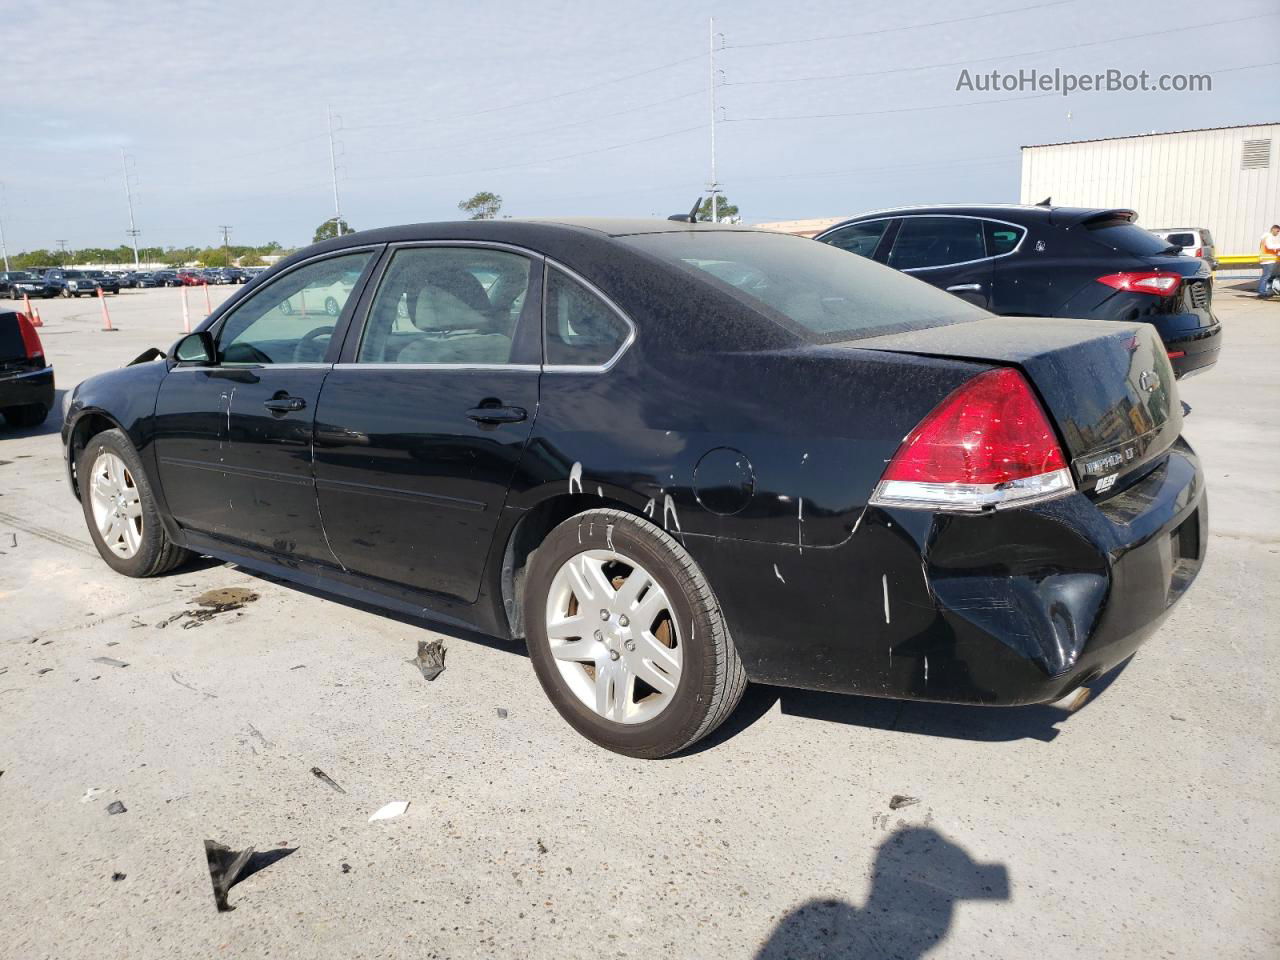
<box><xmin>724</xmin><ymin>0</ymin><xmax>1076</xmax><ymax>51</ymax></box>
<box><xmin>725</xmin><ymin>91</ymin><xmax>1058</xmax><ymax>124</ymax></box>
<box><xmin>724</xmin><ymin>14</ymin><xmax>1278</xmax><ymax>88</ymax></box>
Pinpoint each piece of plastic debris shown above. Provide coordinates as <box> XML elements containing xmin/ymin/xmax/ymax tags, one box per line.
<box><xmin>37</xmin><ymin>668</ymin><xmax>53</xmax><ymax>675</ymax></box>
<box><xmin>111</xmin><ymin>872</ymin><xmax>126</xmax><ymax>882</ymax></box>
<box><xmin>204</xmin><ymin>840</ymin><xmax>256</xmax><ymax>912</ymax></box>
<box><xmin>496</xmin><ymin>707</ymin><xmax>508</xmax><ymax>719</ymax></box>
<box><xmin>889</xmin><ymin>795</ymin><xmax>920</xmax><ymax>810</ymax></box>
<box><xmin>80</xmin><ymin>788</ymin><xmax>102</xmax><ymax>803</ymax></box>
<box><xmin>310</xmin><ymin>766</ymin><xmax>346</xmax><ymax>794</ymax></box>
<box><xmin>536</xmin><ymin>839</ymin><xmax>548</xmax><ymax>855</ymax></box>
<box><xmin>341</xmin><ymin>862</ymin><xmax>352</xmax><ymax>874</ymax></box>
<box><xmin>368</xmin><ymin>801</ymin><xmax>409</xmax><ymax>822</ymax></box>
<box><xmin>106</xmin><ymin>800</ymin><xmax>127</xmax><ymax>815</ymax></box>
<box><xmin>411</xmin><ymin>639</ymin><xmax>446</xmax><ymax>681</ymax></box>
<box><xmin>92</xmin><ymin>657</ymin><xmax>129</xmax><ymax>668</ymax></box>
<box><xmin>289</xmin><ymin>664</ymin><xmax>306</xmax><ymax>670</ymax></box>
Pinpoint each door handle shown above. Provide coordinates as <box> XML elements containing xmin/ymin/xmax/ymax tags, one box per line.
<box><xmin>263</xmin><ymin>396</ymin><xmax>307</xmax><ymax>412</ymax></box>
<box><xmin>946</xmin><ymin>283</ymin><xmax>983</xmax><ymax>292</ymax></box>
<box><xmin>466</xmin><ymin>405</ymin><xmax>527</xmax><ymax>425</ymax></box>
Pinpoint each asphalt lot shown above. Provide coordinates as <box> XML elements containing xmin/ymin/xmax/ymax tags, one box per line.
<box><xmin>0</xmin><ymin>283</ymin><xmax>1276</xmax><ymax>959</ymax></box>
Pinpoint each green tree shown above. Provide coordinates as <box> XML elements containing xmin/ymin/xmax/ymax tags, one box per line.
<box><xmin>313</xmin><ymin>218</ymin><xmax>353</xmax><ymax>243</ymax></box>
<box><xmin>695</xmin><ymin>194</ymin><xmax>740</xmax><ymax>223</ymax></box>
<box><xmin>458</xmin><ymin>191</ymin><xmax>502</xmax><ymax>220</ymax></box>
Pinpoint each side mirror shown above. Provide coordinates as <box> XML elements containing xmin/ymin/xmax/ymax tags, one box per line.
<box><xmin>172</xmin><ymin>331</ymin><xmax>217</xmax><ymax>364</ymax></box>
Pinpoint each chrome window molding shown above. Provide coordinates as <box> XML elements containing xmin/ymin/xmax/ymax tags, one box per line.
<box><xmin>332</xmin><ymin>363</ymin><xmax>541</xmax><ymax>372</ymax></box>
<box><xmin>817</xmin><ymin>214</ymin><xmax>1028</xmax><ymax>273</ymax></box>
<box><xmin>541</xmin><ymin>259</ymin><xmax>637</xmax><ymax>374</ymax></box>
<box><xmin>168</xmin><ymin>362</ymin><xmax>333</xmax><ymax>371</ymax></box>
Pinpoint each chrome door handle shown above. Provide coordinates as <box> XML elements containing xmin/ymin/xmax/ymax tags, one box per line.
<box><xmin>946</xmin><ymin>283</ymin><xmax>983</xmax><ymax>292</ymax></box>
<box><xmin>466</xmin><ymin>405</ymin><xmax>527</xmax><ymax>425</ymax></box>
<box><xmin>263</xmin><ymin>396</ymin><xmax>306</xmax><ymax>412</ymax></box>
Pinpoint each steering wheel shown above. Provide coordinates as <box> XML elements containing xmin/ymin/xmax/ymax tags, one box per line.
<box><xmin>293</xmin><ymin>324</ymin><xmax>335</xmax><ymax>362</ymax></box>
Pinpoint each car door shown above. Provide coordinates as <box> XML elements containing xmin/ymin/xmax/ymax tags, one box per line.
<box><xmin>151</xmin><ymin>249</ymin><xmax>378</xmax><ymax>559</ymax></box>
<box><xmin>312</xmin><ymin>243</ymin><xmax>541</xmax><ymax>604</ymax></box>
<box><xmin>885</xmin><ymin>216</ymin><xmax>992</xmax><ymax>308</ymax></box>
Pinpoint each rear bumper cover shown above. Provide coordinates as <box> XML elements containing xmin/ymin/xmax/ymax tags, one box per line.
<box><xmin>1159</xmin><ymin>313</ymin><xmax>1221</xmax><ymax>378</ymax></box>
<box><xmin>0</xmin><ymin>365</ymin><xmax>55</xmax><ymax>411</ymax></box>
<box><xmin>686</xmin><ymin>439</ymin><xmax>1205</xmax><ymax>705</ymax></box>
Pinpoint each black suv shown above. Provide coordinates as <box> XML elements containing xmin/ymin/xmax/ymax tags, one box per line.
<box><xmin>817</xmin><ymin>205</ymin><xmax>1220</xmax><ymax>378</ymax></box>
<box><xmin>0</xmin><ymin>271</ymin><xmax>55</xmax><ymax>299</ymax></box>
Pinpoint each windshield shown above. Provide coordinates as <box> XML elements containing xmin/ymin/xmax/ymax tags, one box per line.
<box><xmin>622</xmin><ymin>230</ymin><xmax>988</xmax><ymax>343</ymax></box>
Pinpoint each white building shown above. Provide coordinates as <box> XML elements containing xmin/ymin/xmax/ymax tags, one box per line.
<box><xmin>1020</xmin><ymin>122</ymin><xmax>1278</xmax><ymax>257</ymax></box>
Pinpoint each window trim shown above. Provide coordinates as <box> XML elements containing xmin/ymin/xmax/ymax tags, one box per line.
<box><xmin>818</xmin><ymin>215</ymin><xmax>1027</xmax><ymax>272</ymax></box>
<box><xmin>207</xmin><ymin>245</ymin><xmax>382</xmax><ymax>366</ymax></box>
<box><xmin>541</xmin><ymin>260</ymin><xmax>637</xmax><ymax>374</ymax></box>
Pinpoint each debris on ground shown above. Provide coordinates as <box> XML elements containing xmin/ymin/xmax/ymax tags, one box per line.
<box><xmin>889</xmin><ymin>795</ymin><xmax>920</xmax><ymax>810</ymax></box>
<box><xmin>106</xmin><ymin>800</ymin><xmax>127</xmax><ymax>815</ymax></box>
<box><xmin>245</xmin><ymin>723</ymin><xmax>270</xmax><ymax>748</ymax></box>
<box><xmin>37</xmin><ymin>668</ymin><xmax>52</xmax><ymax>675</ymax></box>
<box><xmin>341</xmin><ymin>862</ymin><xmax>352</xmax><ymax>874</ymax></box>
<box><xmin>410</xmin><ymin>639</ymin><xmax>446</xmax><ymax>681</ymax></box>
<box><xmin>310</xmin><ymin>766</ymin><xmax>346</xmax><ymax>794</ymax></box>
<box><xmin>289</xmin><ymin>664</ymin><xmax>306</xmax><ymax>670</ymax></box>
<box><xmin>536</xmin><ymin>839</ymin><xmax>548</xmax><ymax>855</ymax></box>
<box><xmin>111</xmin><ymin>872</ymin><xmax>126</xmax><ymax>882</ymax></box>
<box><xmin>204</xmin><ymin>839</ymin><xmax>255</xmax><ymax>912</ymax></box>
<box><xmin>157</xmin><ymin>587</ymin><xmax>259</xmax><ymax>629</ymax></box>
<box><xmin>496</xmin><ymin>707</ymin><xmax>508</xmax><ymax>719</ymax></box>
<box><xmin>92</xmin><ymin>657</ymin><xmax>129</xmax><ymax>668</ymax></box>
<box><xmin>79</xmin><ymin>788</ymin><xmax>102</xmax><ymax>803</ymax></box>
<box><xmin>368</xmin><ymin>801</ymin><xmax>409</xmax><ymax>822</ymax></box>
<box><xmin>170</xmin><ymin>672</ymin><xmax>217</xmax><ymax>699</ymax></box>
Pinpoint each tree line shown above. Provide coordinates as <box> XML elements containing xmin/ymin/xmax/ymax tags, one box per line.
<box><xmin>4</xmin><ymin>241</ymin><xmax>294</xmax><ymax>271</ymax></box>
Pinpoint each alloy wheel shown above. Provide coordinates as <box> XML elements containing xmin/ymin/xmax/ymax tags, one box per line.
<box><xmin>88</xmin><ymin>450</ymin><xmax>144</xmax><ymax>559</ymax></box>
<box><xmin>545</xmin><ymin>549</ymin><xmax>683</xmax><ymax>724</ymax></box>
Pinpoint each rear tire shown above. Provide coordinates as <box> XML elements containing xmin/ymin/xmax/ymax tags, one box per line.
<box><xmin>524</xmin><ymin>508</ymin><xmax>747</xmax><ymax>758</ymax></box>
<box><xmin>3</xmin><ymin>404</ymin><xmax>47</xmax><ymax>428</ymax></box>
<box><xmin>78</xmin><ymin>428</ymin><xmax>191</xmax><ymax>578</ymax></box>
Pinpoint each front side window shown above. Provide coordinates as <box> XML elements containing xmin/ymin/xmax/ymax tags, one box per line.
<box><xmin>544</xmin><ymin>268</ymin><xmax>632</xmax><ymax>367</ymax></box>
<box><xmin>887</xmin><ymin>217</ymin><xmax>986</xmax><ymax>270</ymax></box>
<box><xmin>356</xmin><ymin>246</ymin><xmax>531</xmax><ymax>364</ymax></box>
<box><xmin>821</xmin><ymin>220</ymin><xmax>889</xmax><ymax>258</ymax></box>
<box><xmin>217</xmin><ymin>251</ymin><xmax>373</xmax><ymax>364</ymax></box>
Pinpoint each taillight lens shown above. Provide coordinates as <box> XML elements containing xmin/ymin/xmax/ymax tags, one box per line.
<box><xmin>1193</xmin><ymin>247</ymin><xmax>1203</xmax><ymax>258</ymax></box>
<box><xmin>870</xmin><ymin>368</ymin><xmax>1073</xmax><ymax>512</ymax></box>
<box><xmin>1096</xmin><ymin>271</ymin><xmax>1181</xmax><ymax>297</ymax></box>
<box><xmin>17</xmin><ymin>313</ymin><xmax>45</xmax><ymax>362</ymax></box>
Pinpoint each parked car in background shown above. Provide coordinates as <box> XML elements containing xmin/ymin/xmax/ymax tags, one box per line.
<box><xmin>42</xmin><ymin>269</ymin><xmax>99</xmax><ymax>297</ymax></box>
<box><xmin>176</xmin><ymin>269</ymin><xmax>206</xmax><ymax>286</ymax></box>
<box><xmin>1148</xmin><ymin>227</ymin><xmax>1218</xmax><ymax>270</ymax></box>
<box><xmin>817</xmin><ymin>205</ymin><xmax>1220</xmax><ymax>378</ymax></box>
<box><xmin>1</xmin><ymin>271</ymin><xmax>56</xmax><ymax>299</ymax></box>
<box><xmin>133</xmin><ymin>272</ymin><xmax>160</xmax><ymax>288</ymax></box>
<box><xmin>1</xmin><ymin>308</ymin><xmax>54</xmax><ymax>427</ymax></box>
<box><xmin>201</xmin><ymin>268</ymin><xmax>227</xmax><ymax>284</ymax></box>
<box><xmin>62</xmin><ymin>219</ymin><xmax>1206</xmax><ymax>757</ymax></box>
<box><xmin>83</xmin><ymin>270</ymin><xmax>121</xmax><ymax>294</ymax></box>
<box><xmin>152</xmin><ymin>270</ymin><xmax>179</xmax><ymax>287</ymax></box>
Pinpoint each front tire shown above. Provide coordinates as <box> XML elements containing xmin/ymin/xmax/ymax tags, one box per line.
<box><xmin>525</xmin><ymin>508</ymin><xmax>747</xmax><ymax>758</ymax></box>
<box><xmin>78</xmin><ymin>428</ymin><xmax>191</xmax><ymax>577</ymax></box>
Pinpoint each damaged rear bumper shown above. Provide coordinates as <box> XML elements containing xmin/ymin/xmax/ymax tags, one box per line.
<box><xmin>685</xmin><ymin>438</ymin><xmax>1206</xmax><ymax>705</ymax></box>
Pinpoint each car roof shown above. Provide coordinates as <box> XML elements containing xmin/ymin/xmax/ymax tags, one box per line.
<box><xmin>822</xmin><ymin>203</ymin><xmax>1138</xmax><ymax>231</ymax></box>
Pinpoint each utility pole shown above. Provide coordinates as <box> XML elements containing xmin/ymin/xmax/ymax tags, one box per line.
<box><xmin>0</xmin><ymin>183</ymin><xmax>9</xmax><ymax>271</ymax></box>
<box><xmin>708</xmin><ymin>17</ymin><xmax>720</xmax><ymax>224</ymax></box>
<box><xmin>56</xmin><ymin>240</ymin><xmax>69</xmax><ymax>267</ymax></box>
<box><xmin>121</xmin><ymin>149</ymin><xmax>141</xmax><ymax>268</ymax></box>
<box><xmin>218</xmin><ymin>225</ymin><xmax>233</xmax><ymax>266</ymax></box>
<box><xmin>327</xmin><ymin>103</ymin><xmax>343</xmax><ymax>235</ymax></box>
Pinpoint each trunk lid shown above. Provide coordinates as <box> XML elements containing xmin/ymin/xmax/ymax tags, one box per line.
<box><xmin>847</xmin><ymin>316</ymin><xmax>1181</xmax><ymax>493</ymax></box>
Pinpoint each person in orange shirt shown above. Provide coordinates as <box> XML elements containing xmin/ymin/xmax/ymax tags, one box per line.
<box><xmin>1260</xmin><ymin>224</ymin><xmax>1280</xmax><ymax>298</ymax></box>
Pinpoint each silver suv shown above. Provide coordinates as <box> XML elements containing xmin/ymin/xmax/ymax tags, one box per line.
<box><xmin>1149</xmin><ymin>227</ymin><xmax>1217</xmax><ymax>270</ymax></box>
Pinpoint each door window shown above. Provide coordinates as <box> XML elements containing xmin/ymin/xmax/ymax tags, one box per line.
<box><xmin>544</xmin><ymin>268</ymin><xmax>632</xmax><ymax>367</ymax></box>
<box><xmin>217</xmin><ymin>251</ymin><xmax>373</xmax><ymax>364</ymax></box>
<box><xmin>984</xmin><ymin>221</ymin><xmax>1026</xmax><ymax>256</ymax></box>
<box><xmin>821</xmin><ymin>220</ymin><xmax>890</xmax><ymax>258</ymax></box>
<box><xmin>356</xmin><ymin>247</ymin><xmax>531</xmax><ymax>364</ymax></box>
<box><xmin>887</xmin><ymin>217</ymin><xmax>986</xmax><ymax>270</ymax></box>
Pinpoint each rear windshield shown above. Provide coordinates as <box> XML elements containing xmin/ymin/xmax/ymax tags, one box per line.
<box><xmin>621</xmin><ymin>230</ymin><xmax>987</xmax><ymax>343</ymax></box>
<box><xmin>1166</xmin><ymin>232</ymin><xmax>1196</xmax><ymax>248</ymax></box>
<box><xmin>1089</xmin><ymin>223</ymin><xmax>1176</xmax><ymax>256</ymax></box>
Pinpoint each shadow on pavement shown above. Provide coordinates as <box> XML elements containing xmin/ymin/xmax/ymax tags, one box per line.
<box><xmin>755</xmin><ymin>827</ymin><xmax>1009</xmax><ymax>959</ymax></box>
<box><xmin>0</xmin><ymin>388</ymin><xmax>65</xmax><ymax>439</ymax></box>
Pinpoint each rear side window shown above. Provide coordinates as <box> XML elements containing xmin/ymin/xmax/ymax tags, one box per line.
<box><xmin>887</xmin><ymin>217</ymin><xmax>985</xmax><ymax>270</ymax></box>
<box><xmin>622</xmin><ymin>230</ymin><xmax>987</xmax><ymax>343</ymax></box>
<box><xmin>821</xmin><ymin>220</ymin><xmax>889</xmax><ymax>258</ymax></box>
<box><xmin>1088</xmin><ymin>223</ymin><xmax>1174</xmax><ymax>256</ymax></box>
<box><xmin>984</xmin><ymin>221</ymin><xmax>1025</xmax><ymax>256</ymax></box>
<box><xmin>544</xmin><ymin>268</ymin><xmax>632</xmax><ymax>367</ymax></box>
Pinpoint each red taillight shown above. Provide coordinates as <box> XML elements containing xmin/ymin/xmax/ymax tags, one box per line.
<box><xmin>871</xmin><ymin>368</ymin><xmax>1073</xmax><ymax>512</ymax></box>
<box><xmin>1193</xmin><ymin>248</ymin><xmax>1203</xmax><ymax>258</ymax></box>
<box><xmin>16</xmin><ymin>313</ymin><xmax>45</xmax><ymax>361</ymax></box>
<box><xmin>1096</xmin><ymin>271</ymin><xmax>1181</xmax><ymax>297</ymax></box>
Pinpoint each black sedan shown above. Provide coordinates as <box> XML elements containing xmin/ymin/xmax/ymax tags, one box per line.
<box><xmin>816</xmin><ymin>205</ymin><xmax>1221</xmax><ymax>378</ymax></box>
<box><xmin>61</xmin><ymin>219</ymin><xmax>1206</xmax><ymax>757</ymax></box>
<box><xmin>1</xmin><ymin>270</ymin><xmax>55</xmax><ymax>299</ymax></box>
<box><xmin>1</xmin><ymin>309</ymin><xmax>54</xmax><ymax>427</ymax></box>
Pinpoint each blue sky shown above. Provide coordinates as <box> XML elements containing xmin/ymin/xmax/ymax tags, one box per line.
<box><xmin>1</xmin><ymin>0</ymin><xmax>1276</xmax><ymax>250</ymax></box>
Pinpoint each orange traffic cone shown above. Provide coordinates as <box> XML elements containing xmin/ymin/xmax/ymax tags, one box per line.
<box><xmin>23</xmin><ymin>293</ymin><xmax>42</xmax><ymax>326</ymax></box>
<box><xmin>98</xmin><ymin>287</ymin><xmax>117</xmax><ymax>332</ymax></box>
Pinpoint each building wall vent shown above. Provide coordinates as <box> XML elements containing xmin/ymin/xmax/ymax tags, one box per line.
<box><xmin>1242</xmin><ymin>139</ymin><xmax>1271</xmax><ymax>170</ymax></box>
